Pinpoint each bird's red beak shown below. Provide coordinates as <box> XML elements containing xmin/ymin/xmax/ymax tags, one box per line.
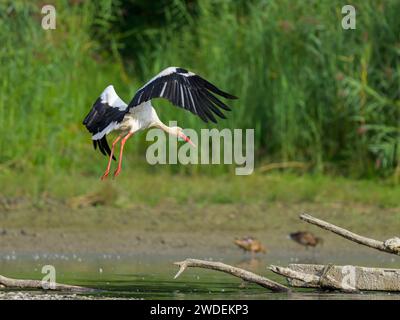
<box><xmin>179</xmin><ymin>133</ymin><xmax>196</xmax><ymax>147</ymax></box>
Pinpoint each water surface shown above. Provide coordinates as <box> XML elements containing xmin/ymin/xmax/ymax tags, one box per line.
<box><xmin>1</xmin><ymin>250</ymin><xmax>399</xmax><ymax>300</ymax></box>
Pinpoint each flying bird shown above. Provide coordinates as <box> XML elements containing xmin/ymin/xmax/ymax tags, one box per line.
<box><xmin>82</xmin><ymin>67</ymin><xmax>237</xmax><ymax>179</ymax></box>
<box><xmin>289</xmin><ymin>231</ymin><xmax>323</xmax><ymax>249</ymax></box>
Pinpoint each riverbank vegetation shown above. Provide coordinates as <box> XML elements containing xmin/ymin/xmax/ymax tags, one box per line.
<box><xmin>0</xmin><ymin>0</ymin><xmax>399</xmax><ymax>182</ymax></box>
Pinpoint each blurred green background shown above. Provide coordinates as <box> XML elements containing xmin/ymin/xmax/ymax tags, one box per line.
<box><xmin>0</xmin><ymin>0</ymin><xmax>399</xmax><ymax>204</ymax></box>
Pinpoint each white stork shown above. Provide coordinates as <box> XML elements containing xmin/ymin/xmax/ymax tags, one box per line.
<box><xmin>83</xmin><ymin>67</ymin><xmax>237</xmax><ymax>179</ymax></box>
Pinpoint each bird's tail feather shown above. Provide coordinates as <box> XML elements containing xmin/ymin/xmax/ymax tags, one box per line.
<box><xmin>93</xmin><ymin>136</ymin><xmax>116</xmax><ymax>160</ymax></box>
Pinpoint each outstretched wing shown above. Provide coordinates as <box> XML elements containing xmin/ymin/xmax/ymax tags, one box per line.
<box><xmin>128</xmin><ymin>67</ymin><xmax>238</xmax><ymax>123</ymax></box>
<box><xmin>83</xmin><ymin>85</ymin><xmax>128</xmax><ymax>159</ymax></box>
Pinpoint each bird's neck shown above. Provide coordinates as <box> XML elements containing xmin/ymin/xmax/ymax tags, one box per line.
<box><xmin>153</xmin><ymin>120</ymin><xmax>175</xmax><ymax>135</ymax></box>
<box><xmin>147</xmin><ymin>104</ymin><xmax>175</xmax><ymax>135</ymax></box>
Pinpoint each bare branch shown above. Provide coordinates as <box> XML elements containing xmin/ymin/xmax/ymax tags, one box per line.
<box><xmin>270</xmin><ymin>265</ymin><xmax>319</xmax><ymax>285</ymax></box>
<box><xmin>0</xmin><ymin>275</ymin><xmax>96</xmax><ymax>293</ymax></box>
<box><xmin>174</xmin><ymin>258</ymin><xmax>289</xmax><ymax>292</ymax></box>
<box><xmin>270</xmin><ymin>264</ymin><xmax>357</xmax><ymax>293</ymax></box>
<box><xmin>300</xmin><ymin>213</ymin><xmax>400</xmax><ymax>255</ymax></box>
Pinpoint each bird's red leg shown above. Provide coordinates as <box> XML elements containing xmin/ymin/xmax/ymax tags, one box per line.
<box><xmin>101</xmin><ymin>135</ymin><xmax>122</xmax><ymax>180</ymax></box>
<box><xmin>114</xmin><ymin>132</ymin><xmax>133</xmax><ymax>178</ymax></box>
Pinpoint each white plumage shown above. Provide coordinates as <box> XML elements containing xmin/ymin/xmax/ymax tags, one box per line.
<box><xmin>82</xmin><ymin>66</ymin><xmax>237</xmax><ymax>179</ymax></box>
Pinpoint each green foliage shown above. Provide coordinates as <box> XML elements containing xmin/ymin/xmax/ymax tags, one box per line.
<box><xmin>1</xmin><ymin>170</ymin><xmax>399</xmax><ymax>208</ymax></box>
<box><xmin>0</xmin><ymin>0</ymin><xmax>399</xmax><ymax>179</ymax></box>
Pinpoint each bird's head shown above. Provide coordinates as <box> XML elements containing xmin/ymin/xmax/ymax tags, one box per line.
<box><xmin>171</xmin><ymin>126</ymin><xmax>196</xmax><ymax>147</ymax></box>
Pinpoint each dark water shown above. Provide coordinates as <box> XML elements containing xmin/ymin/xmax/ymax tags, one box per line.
<box><xmin>1</xmin><ymin>250</ymin><xmax>400</xmax><ymax>300</ymax></box>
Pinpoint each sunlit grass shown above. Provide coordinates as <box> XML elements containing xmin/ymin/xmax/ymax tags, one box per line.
<box><xmin>1</xmin><ymin>170</ymin><xmax>398</xmax><ymax>208</ymax></box>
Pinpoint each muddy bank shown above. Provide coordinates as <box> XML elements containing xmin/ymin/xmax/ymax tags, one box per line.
<box><xmin>0</xmin><ymin>201</ymin><xmax>399</xmax><ymax>255</ymax></box>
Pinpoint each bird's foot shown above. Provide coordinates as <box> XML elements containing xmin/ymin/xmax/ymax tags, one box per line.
<box><xmin>113</xmin><ymin>168</ymin><xmax>121</xmax><ymax>178</ymax></box>
<box><xmin>101</xmin><ymin>171</ymin><xmax>109</xmax><ymax>180</ymax></box>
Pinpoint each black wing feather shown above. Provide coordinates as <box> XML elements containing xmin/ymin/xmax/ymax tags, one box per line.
<box><xmin>83</xmin><ymin>87</ymin><xmax>127</xmax><ymax>160</ymax></box>
<box><xmin>199</xmin><ymin>91</ymin><xmax>227</xmax><ymax>119</ymax></box>
<box><xmin>83</xmin><ymin>98</ymin><xmax>126</xmax><ymax>136</ymax></box>
<box><xmin>189</xmin><ymin>89</ymin><xmax>209</xmax><ymax>123</ymax></box>
<box><xmin>204</xmin><ymin>91</ymin><xmax>231</xmax><ymax>111</ymax></box>
<box><xmin>97</xmin><ymin>138</ymin><xmax>107</xmax><ymax>156</ymax></box>
<box><xmin>128</xmin><ymin>67</ymin><xmax>237</xmax><ymax>123</ymax></box>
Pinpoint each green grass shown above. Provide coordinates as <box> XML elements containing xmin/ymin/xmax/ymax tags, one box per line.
<box><xmin>1</xmin><ymin>170</ymin><xmax>399</xmax><ymax>209</ymax></box>
<box><xmin>0</xmin><ymin>0</ymin><xmax>399</xmax><ymax>180</ymax></box>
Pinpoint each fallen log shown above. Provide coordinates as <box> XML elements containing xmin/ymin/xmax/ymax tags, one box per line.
<box><xmin>0</xmin><ymin>274</ymin><xmax>96</xmax><ymax>293</ymax></box>
<box><xmin>300</xmin><ymin>213</ymin><xmax>400</xmax><ymax>255</ymax></box>
<box><xmin>270</xmin><ymin>264</ymin><xmax>400</xmax><ymax>292</ymax></box>
<box><xmin>270</xmin><ymin>264</ymin><xmax>357</xmax><ymax>293</ymax></box>
<box><xmin>174</xmin><ymin>258</ymin><xmax>289</xmax><ymax>292</ymax></box>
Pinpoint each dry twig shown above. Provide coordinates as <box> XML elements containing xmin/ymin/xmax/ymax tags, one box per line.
<box><xmin>0</xmin><ymin>274</ymin><xmax>96</xmax><ymax>293</ymax></box>
<box><xmin>300</xmin><ymin>213</ymin><xmax>400</xmax><ymax>255</ymax></box>
<box><xmin>174</xmin><ymin>258</ymin><xmax>289</xmax><ymax>292</ymax></box>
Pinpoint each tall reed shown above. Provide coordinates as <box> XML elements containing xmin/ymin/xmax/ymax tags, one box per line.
<box><xmin>0</xmin><ymin>0</ymin><xmax>398</xmax><ymax>179</ymax></box>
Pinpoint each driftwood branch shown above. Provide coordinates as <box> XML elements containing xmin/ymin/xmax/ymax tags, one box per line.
<box><xmin>0</xmin><ymin>274</ymin><xmax>96</xmax><ymax>293</ymax></box>
<box><xmin>270</xmin><ymin>265</ymin><xmax>358</xmax><ymax>293</ymax></box>
<box><xmin>270</xmin><ymin>264</ymin><xmax>400</xmax><ymax>292</ymax></box>
<box><xmin>300</xmin><ymin>213</ymin><xmax>400</xmax><ymax>255</ymax></box>
<box><xmin>174</xmin><ymin>258</ymin><xmax>289</xmax><ymax>292</ymax></box>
